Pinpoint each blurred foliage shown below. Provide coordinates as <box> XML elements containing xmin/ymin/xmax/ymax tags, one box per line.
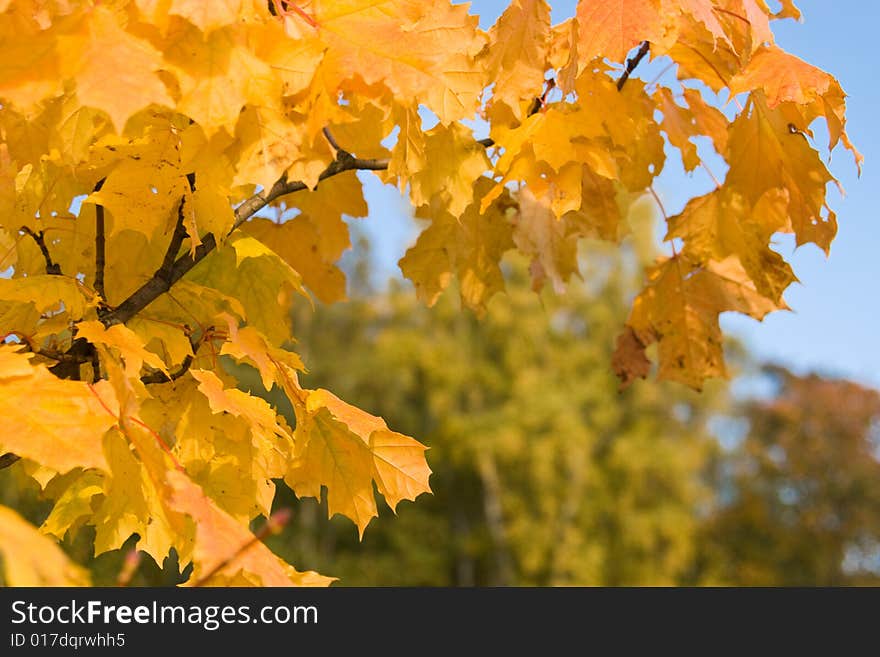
<box><xmin>696</xmin><ymin>367</ymin><xmax>880</xmax><ymax>585</ymax></box>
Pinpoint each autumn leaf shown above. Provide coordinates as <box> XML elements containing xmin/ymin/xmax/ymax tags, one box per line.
<box><xmin>484</xmin><ymin>0</ymin><xmax>552</xmax><ymax>123</ymax></box>
<box><xmin>313</xmin><ymin>0</ymin><xmax>487</xmax><ymax>123</ymax></box>
<box><xmin>122</xmin><ymin>415</ymin><xmax>331</xmax><ymax>586</ymax></box>
<box><xmin>401</xmin><ymin>179</ymin><xmax>515</xmax><ymax>313</ymax></box>
<box><xmin>0</xmin><ymin>346</ymin><xmax>114</xmax><ymax>473</ymax></box>
<box><xmin>58</xmin><ymin>6</ymin><xmax>173</xmax><ymax>131</ymax></box>
<box><xmin>620</xmin><ymin>255</ymin><xmax>783</xmax><ymax>389</ymax></box>
<box><xmin>278</xmin><ymin>368</ymin><xmax>431</xmax><ymax>537</ymax></box>
<box><xmin>576</xmin><ymin>0</ymin><xmax>665</xmax><ymax>65</ymax></box>
<box><xmin>728</xmin><ymin>45</ymin><xmax>862</xmax><ymax>165</ymax></box>
<box><xmin>665</xmin><ymin>188</ymin><xmax>796</xmax><ymax>303</ymax></box>
<box><xmin>76</xmin><ymin>320</ymin><xmax>170</xmax><ymax>379</ymax></box>
<box><xmin>0</xmin><ymin>504</ymin><xmax>91</xmax><ymax>586</ymax></box>
<box><xmin>726</xmin><ymin>93</ymin><xmax>839</xmax><ymax>252</ymax></box>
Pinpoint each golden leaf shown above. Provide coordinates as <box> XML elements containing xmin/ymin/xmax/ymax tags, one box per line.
<box><xmin>0</xmin><ymin>504</ymin><xmax>91</xmax><ymax>586</ymax></box>
<box><xmin>0</xmin><ymin>346</ymin><xmax>114</xmax><ymax>473</ymax></box>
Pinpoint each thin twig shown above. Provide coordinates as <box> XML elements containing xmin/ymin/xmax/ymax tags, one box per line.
<box><xmin>140</xmin><ymin>354</ymin><xmax>194</xmax><ymax>384</ymax></box>
<box><xmin>20</xmin><ymin>226</ymin><xmax>61</xmax><ymax>275</ymax></box>
<box><xmin>192</xmin><ymin>508</ymin><xmax>292</xmax><ymax>587</ymax></box>
<box><xmin>93</xmin><ymin>178</ymin><xmax>107</xmax><ymax>300</ymax></box>
<box><xmin>618</xmin><ymin>41</ymin><xmax>651</xmax><ymax>91</ymax></box>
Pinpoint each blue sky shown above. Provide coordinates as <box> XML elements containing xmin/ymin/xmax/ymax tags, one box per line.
<box><xmin>356</xmin><ymin>1</ymin><xmax>879</xmax><ymax>387</ymax></box>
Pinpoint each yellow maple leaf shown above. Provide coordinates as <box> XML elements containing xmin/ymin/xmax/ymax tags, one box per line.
<box><xmin>85</xmin><ymin>129</ymin><xmax>189</xmax><ymax>239</ymax></box>
<box><xmin>167</xmin><ymin>466</ymin><xmax>333</xmax><ymax>586</ymax></box>
<box><xmin>0</xmin><ymin>345</ymin><xmax>114</xmax><ymax>473</ymax></box>
<box><xmin>484</xmin><ymin>0</ymin><xmax>552</xmax><ymax>123</ymax></box>
<box><xmin>122</xmin><ymin>416</ymin><xmax>330</xmax><ymax>586</ymax></box>
<box><xmin>622</xmin><ymin>254</ymin><xmax>782</xmax><ymax>389</ymax></box>
<box><xmin>186</xmin><ymin>233</ymin><xmax>306</xmax><ymax>345</ymax></box>
<box><xmin>0</xmin><ymin>274</ymin><xmax>93</xmax><ymax>323</ymax></box>
<box><xmin>233</xmin><ymin>105</ymin><xmax>309</xmax><ymax>192</ymax></box>
<box><xmin>665</xmin><ymin>188</ymin><xmax>796</xmax><ymax>303</ymax></box>
<box><xmin>191</xmin><ymin>368</ymin><xmax>290</xmax><ymax>444</ymax></box>
<box><xmin>512</xmin><ymin>187</ymin><xmax>581</xmax><ymax>294</ymax></box>
<box><xmin>57</xmin><ymin>6</ymin><xmax>173</xmax><ymax>131</ymax></box>
<box><xmin>76</xmin><ymin>320</ymin><xmax>169</xmax><ymax>379</ymax></box>
<box><xmin>127</xmin><ymin>317</ymin><xmax>194</xmax><ymax>370</ymax></box>
<box><xmin>0</xmin><ymin>13</ymin><xmax>61</xmax><ymax>113</ymax></box>
<box><xmin>168</xmin><ymin>0</ymin><xmax>254</xmax><ymax>34</ymax></box>
<box><xmin>387</xmin><ymin>104</ymin><xmax>427</xmax><ymax>191</ymax></box>
<box><xmin>674</xmin><ymin>0</ymin><xmax>735</xmax><ymax>50</ymax></box>
<box><xmin>401</xmin><ymin>179</ymin><xmax>515</xmax><ymax>313</ymax></box>
<box><xmin>654</xmin><ymin>87</ymin><xmax>703</xmax><ymax>172</ymax></box>
<box><xmin>91</xmin><ymin>429</ymin><xmax>176</xmax><ymax>561</ymax></box>
<box><xmin>163</xmin><ymin>21</ymin><xmax>280</xmax><ymax>135</ymax></box>
<box><xmin>40</xmin><ymin>470</ymin><xmax>105</xmax><ymax>541</ymax></box>
<box><xmin>728</xmin><ymin>45</ymin><xmax>862</xmax><ymax>166</ymax></box>
<box><xmin>312</xmin><ymin>0</ymin><xmax>487</xmax><ymax>123</ymax></box>
<box><xmin>726</xmin><ymin>93</ymin><xmax>838</xmax><ymax>252</ymax></box>
<box><xmin>409</xmin><ymin>122</ymin><xmax>490</xmax><ymax>216</ymax></box>
<box><xmin>0</xmin><ymin>504</ymin><xmax>91</xmax><ymax>586</ymax></box>
<box><xmin>577</xmin><ymin>0</ymin><xmax>666</xmax><ymax>65</ymax></box>
<box><xmin>278</xmin><ymin>368</ymin><xmax>431</xmax><ymax>538</ymax></box>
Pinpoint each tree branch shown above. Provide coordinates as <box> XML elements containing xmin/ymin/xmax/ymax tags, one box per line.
<box><xmin>0</xmin><ymin>453</ymin><xmax>21</xmax><ymax>470</ymax></box>
<box><xmin>322</xmin><ymin>126</ymin><xmax>343</xmax><ymax>153</ymax></box>
<box><xmin>158</xmin><ymin>188</ymin><xmax>192</xmax><ymax>283</ymax></box>
<box><xmin>93</xmin><ymin>178</ymin><xmax>107</xmax><ymax>300</ymax></box>
<box><xmin>20</xmin><ymin>226</ymin><xmax>61</xmax><ymax>275</ymax></box>
<box><xmin>617</xmin><ymin>41</ymin><xmax>651</xmax><ymax>91</ymax></box>
<box><xmin>139</xmin><ymin>353</ymin><xmax>194</xmax><ymax>385</ymax></box>
<box><xmin>140</xmin><ymin>327</ymin><xmax>199</xmax><ymax>385</ymax></box>
<box><xmin>102</xmin><ymin>155</ymin><xmax>389</xmax><ymax>327</ymax></box>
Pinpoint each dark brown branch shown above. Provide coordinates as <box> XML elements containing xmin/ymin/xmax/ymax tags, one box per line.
<box><xmin>160</xmin><ymin>199</ymin><xmax>190</xmax><ymax>281</ymax></box>
<box><xmin>93</xmin><ymin>178</ymin><xmax>107</xmax><ymax>299</ymax></box>
<box><xmin>0</xmin><ymin>453</ymin><xmax>21</xmax><ymax>470</ymax></box>
<box><xmin>48</xmin><ymin>337</ymin><xmax>94</xmax><ymax>380</ymax></box>
<box><xmin>139</xmin><ymin>354</ymin><xmax>194</xmax><ymax>385</ymax></box>
<box><xmin>102</xmin><ymin>156</ymin><xmax>388</xmax><ymax>327</ymax></box>
<box><xmin>617</xmin><ymin>41</ymin><xmax>651</xmax><ymax>91</ymax></box>
<box><xmin>322</xmin><ymin>126</ymin><xmax>342</xmax><ymax>153</ymax></box>
<box><xmin>20</xmin><ymin>226</ymin><xmax>61</xmax><ymax>275</ymax></box>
